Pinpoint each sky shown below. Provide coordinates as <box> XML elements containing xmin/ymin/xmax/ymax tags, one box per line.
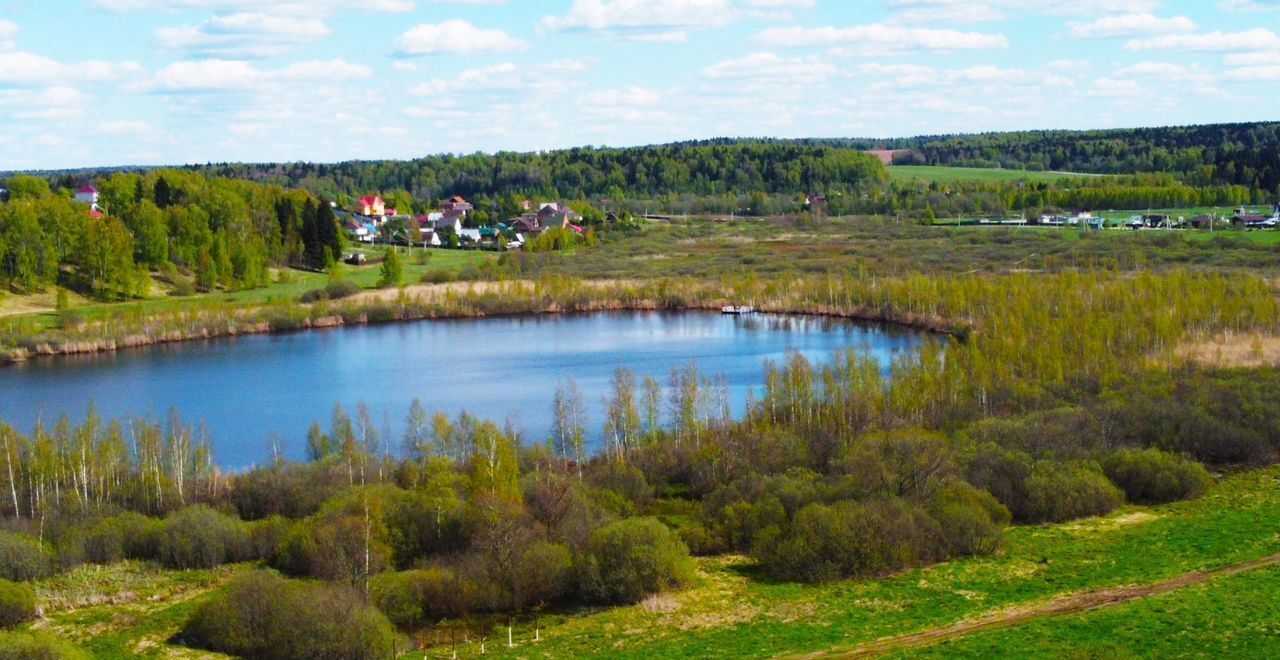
<box><xmin>1</xmin><ymin>0</ymin><xmax>1278</xmax><ymax>170</ymax></box>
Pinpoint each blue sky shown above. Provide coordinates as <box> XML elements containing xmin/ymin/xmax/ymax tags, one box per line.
<box><xmin>1</xmin><ymin>0</ymin><xmax>1278</xmax><ymax>169</ymax></box>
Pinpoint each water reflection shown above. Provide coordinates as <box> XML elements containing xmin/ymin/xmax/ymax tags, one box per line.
<box><xmin>0</xmin><ymin>312</ymin><xmax>931</xmax><ymax>469</ymax></box>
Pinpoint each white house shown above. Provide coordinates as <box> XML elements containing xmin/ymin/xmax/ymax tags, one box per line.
<box><xmin>74</xmin><ymin>186</ymin><xmax>99</xmax><ymax>206</ymax></box>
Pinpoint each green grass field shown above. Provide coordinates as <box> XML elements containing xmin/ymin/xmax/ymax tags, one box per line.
<box><xmin>897</xmin><ymin>563</ymin><xmax>1280</xmax><ymax>659</ymax></box>
<box><xmin>395</xmin><ymin>466</ymin><xmax>1280</xmax><ymax>658</ymax></box>
<box><xmin>887</xmin><ymin>166</ymin><xmax>1101</xmax><ymax>185</ymax></box>
<box><xmin>12</xmin><ymin>447</ymin><xmax>1280</xmax><ymax>659</ymax></box>
<box><xmin>0</xmin><ymin>247</ymin><xmax>495</xmax><ymax>330</ymax></box>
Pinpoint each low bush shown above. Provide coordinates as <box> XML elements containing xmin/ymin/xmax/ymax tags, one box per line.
<box><xmin>370</xmin><ymin>567</ymin><xmax>476</xmax><ymax>628</ymax></box>
<box><xmin>0</xmin><ymin>630</ymin><xmax>89</xmax><ymax>659</ymax></box>
<box><xmin>298</xmin><ymin>280</ymin><xmax>362</xmax><ymax>303</ymax></box>
<box><xmin>156</xmin><ymin>505</ymin><xmax>251</xmax><ymax>569</ymax></box>
<box><xmin>180</xmin><ymin>570</ymin><xmax>397</xmax><ymax>660</ymax></box>
<box><xmin>1022</xmin><ymin>461</ymin><xmax>1124</xmax><ymax>523</ymax></box>
<box><xmin>0</xmin><ymin>579</ymin><xmax>36</xmax><ymax>629</ymax></box>
<box><xmin>0</xmin><ymin>531</ymin><xmax>50</xmax><ymax>582</ymax></box>
<box><xmin>753</xmin><ymin>498</ymin><xmax>947</xmax><ymax>583</ymax></box>
<box><xmin>578</xmin><ymin>517</ymin><xmax>694</xmax><ymax>604</ymax></box>
<box><xmin>1102</xmin><ymin>449</ymin><xmax>1213</xmax><ymax>504</ymax></box>
<box><xmin>928</xmin><ymin>481</ymin><xmax>1010</xmax><ymax>556</ymax></box>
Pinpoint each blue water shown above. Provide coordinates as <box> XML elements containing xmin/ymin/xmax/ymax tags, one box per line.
<box><xmin>0</xmin><ymin>312</ymin><xmax>929</xmax><ymax>469</ymax></box>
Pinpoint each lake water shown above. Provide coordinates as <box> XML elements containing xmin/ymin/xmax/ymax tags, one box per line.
<box><xmin>0</xmin><ymin>312</ymin><xmax>930</xmax><ymax>469</ymax></box>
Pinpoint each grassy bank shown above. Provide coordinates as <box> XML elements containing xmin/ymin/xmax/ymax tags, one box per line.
<box><xmin>15</xmin><ymin>467</ymin><xmax>1279</xmax><ymax>659</ymax></box>
<box><xmin>403</xmin><ymin>466</ymin><xmax>1280</xmax><ymax>658</ymax></box>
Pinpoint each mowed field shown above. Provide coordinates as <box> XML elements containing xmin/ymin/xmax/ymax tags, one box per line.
<box><xmin>886</xmin><ymin>166</ymin><xmax>1101</xmax><ymax>184</ymax></box>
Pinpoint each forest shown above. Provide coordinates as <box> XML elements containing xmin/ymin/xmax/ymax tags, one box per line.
<box><xmin>1</xmin><ymin>269</ymin><xmax>1277</xmax><ymax>657</ymax></box>
<box><xmin>0</xmin><ymin>171</ymin><xmax>340</xmax><ymax>300</ymax></box>
<box><xmin>811</xmin><ymin>121</ymin><xmax>1280</xmax><ymax>192</ymax></box>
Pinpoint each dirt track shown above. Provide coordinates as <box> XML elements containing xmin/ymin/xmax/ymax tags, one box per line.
<box><xmin>789</xmin><ymin>552</ymin><xmax>1280</xmax><ymax>658</ymax></box>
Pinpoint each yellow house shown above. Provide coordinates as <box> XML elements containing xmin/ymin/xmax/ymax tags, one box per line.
<box><xmin>356</xmin><ymin>195</ymin><xmax>385</xmax><ymax>217</ymax></box>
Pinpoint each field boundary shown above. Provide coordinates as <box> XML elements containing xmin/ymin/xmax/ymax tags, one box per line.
<box><xmin>787</xmin><ymin>552</ymin><xmax>1280</xmax><ymax>658</ymax></box>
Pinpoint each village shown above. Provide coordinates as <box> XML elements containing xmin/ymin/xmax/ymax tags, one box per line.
<box><xmin>338</xmin><ymin>194</ymin><xmax>591</xmax><ymax>253</ymax></box>
<box><xmin>948</xmin><ymin>204</ymin><xmax>1280</xmax><ymax>230</ymax></box>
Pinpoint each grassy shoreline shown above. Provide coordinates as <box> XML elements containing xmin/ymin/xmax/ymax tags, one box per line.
<box><xmin>0</xmin><ymin>277</ymin><xmax>965</xmax><ymax>366</ymax></box>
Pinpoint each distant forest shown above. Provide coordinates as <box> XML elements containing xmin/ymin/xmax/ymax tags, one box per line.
<box><xmin>832</xmin><ymin>121</ymin><xmax>1280</xmax><ymax>193</ymax></box>
<box><xmin>163</xmin><ymin>122</ymin><xmax>1280</xmax><ymax>201</ymax></box>
<box><xmin>8</xmin><ymin>122</ymin><xmax>1278</xmax><ymax>220</ymax></box>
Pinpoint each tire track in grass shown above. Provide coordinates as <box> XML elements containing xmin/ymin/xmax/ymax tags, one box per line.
<box><xmin>787</xmin><ymin>552</ymin><xmax>1280</xmax><ymax>659</ymax></box>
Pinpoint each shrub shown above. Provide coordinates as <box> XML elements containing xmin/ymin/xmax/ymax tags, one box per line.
<box><xmin>371</xmin><ymin>567</ymin><xmax>476</xmax><ymax>628</ymax></box>
<box><xmin>928</xmin><ymin>481</ymin><xmax>1010</xmax><ymax>556</ymax></box>
<box><xmin>326</xmin><ymin>280</ymin><xmax>362</xmax><ymax>300</ymax></box>
<box><xmin>298</xmin><ymin>280</ymin><xmax>361</xmax><ymax>303</ymax></box>
<box><xmin>753</xmin><ymin>498</ymin><xmax>945</xmax><ymax>583</ymax></box>
<box><xmin>963</xmin><ymin>443</ymin><xmax>1033</xmax><ymax>520</ymax></box>
<box><xmin>1102</xmin><ymin>449</ymin><xmax>1213</xmax><ymax>504</ymax></box>
<box><xmin>0</xmin><ymin>531</ymin><xmax>50</xmax><ymax>582</ymax></box>
<box><xmin>578</xmin><ymin>517</ymin><xmax>694</xmax><ymax>604</ymax></box>
<box><xmin>0</xmin><ymin>630</ymin><xmax>89</xmax><ymax>659</ymax></box>
<box><xmin>0</xmin><ymin>579</ymin><xmax>36</xmax><ymax>629</ymax></box>
<box><xmin>1022</xmin><ymin>461</ymin><xmax>1124</xmax><ymax>523</ymax></box>
<box><xmin>156</xmin><ymin>505</ymin><xmax>250</xmax><ymax>569</ymax></box>
<box><xmin>179</xmin><ymin>570</ymin><xmax>397</xmax><ymax>660</ymax></box>
<box><xmin>838</xmin><ymin>430</ymin><xmax>956</xmax><ymax>501</ymax></box>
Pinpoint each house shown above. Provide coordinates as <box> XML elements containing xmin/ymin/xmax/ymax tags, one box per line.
<box><xmin>88</xmin><ymin>208</ymin><xmax>104</xmax><ymax>219</ymax></box>
<box><xmin>432</xmin><ymin>213</ymin><xmax>463</xmax><ymax>235</ymax></box>
<box><xmin>355</xmin><ymin>195</ymin><xmax>385</xmax><ymax>217</ymax></box>
<box><xmin>440</xmin><ymin>195</ymin><xmax>472</xmax><ymax>214</ymax></box>
<box><xmin>805</xmin><ymin>194</ymin><xmax>828</xmax><ymax>210</ymax></box>
<box><xmin>74</xmin><ymin>185</ymin><xmax>99</xmax><ymax>206</ymax></box>
<box><xmin>511</xmin><ymin>215</ymin><xmax>539</xmax><ymax>234</ymax></box>
<box><xmin>1190</xmin><ymin>215</ymin><xmax>1215</xmax><ymax>229</ymax></box>
<box><xmin>0</xmin><ymin>188</ymin><xmax>9</xmax><ymax>203</ymax></box>
<box><xmin>1232</xmin><ymin>207</ymin><xmax>1273</xmax><ymax>228</ymax></box>
<box><xmin>458</xmin><ymin>228</ymin><xmax>482</xmax><ymax>243</ymax></box>
<box><xmin>536</xmin><ymin>203</ymin><xmax>583</xmax><ymax>231</ymax></box>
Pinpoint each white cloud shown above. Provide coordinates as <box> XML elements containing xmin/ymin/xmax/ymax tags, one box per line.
<box><xmin>1069</xmin><ymin>14</ymin><xmax>1196</xmax><ymax>38</ymax></box>
<box><xmin>0</xmin><ymin>51</ymin><xmax>143</xmax><ymax>86</ymax></box>
<box><xmin>702</xmin><ymin>52</ymin><xmax>835</xmax><ymax>81</ymax></box>
<box><xmin>540</xmin><ymin>0</ymin><xmax>735</xmax><ymax>35</ymax></box>
<box><xmin>156</xmin><ymin>12</ymin><xmax>331</xmax><ymax>58</ymax></box>
<box><xmin>409</xmin><ymin>60</ymin><xmax>586</xmax><ymax>97</ymax></box>
<box><xmin>394</xmin><ymin>20</ymin><xmax>527</xmax><ymax>55</ymax></box>
<box><xmin>0</xmin><ymin>20</ymin><xmax>17</xmax><ymax>50</ymax></box>
<box><xmin>1224</xmin><ymin>65</ymin><xmax>1280</xmax><ymax>80</ymax></box>
<box><xmin>98</xmin><ymin>120</ymin><xmax>154</xmax><ymax>134</ymax></box>
<box><xmin>1218</xmin><ymin>0</ymin><xmax>1280</xmax><ymax>11</ymax></box>
<box><xmin>90</xmin><ymin>0</ymin><xmax>414</xmax><ymax>13</ymax></box>
<box><xmin>1126</xmin><ymin>28</ymin><xmax>1280</xmax><ymax>51</ymax></box>
<box><xmin>587</xmin><ymin>86</ymin><xmax>662</xmax><ymax>106</ymax></box>
<box><xmin>0</xmin><ymin>86</ymin><xmax>86</xmax><ymax>121</ymax></box>
<box><xmin>1045</xmin><ymin>59</ymin><xmax>1090</xmax><ymax>72</ymax></box>
<box><xmin>147</xmin><ymin>58</ymin><xmax>369</xmax><ymax>92</ymax></box>
<box><xmin>755</xmin><ymin>23</ymin><xmax>1008</xmax><ymax>53</ymax></box>
<box><xmin>1113</xmin><ymin>61</ymin><xmax>1210</xmax><ymax>82</ymax></box>
<box><xmin>884</xmin><ymin>0</ymin><xmax>1161</xmax><ymax>24</ymax></box>
<box><xmin>1088</xmin><ymin>77</ymin><xmax>1143</xmax><ymax>97</ymax></box>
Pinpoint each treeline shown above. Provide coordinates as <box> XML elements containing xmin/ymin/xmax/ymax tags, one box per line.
<box><xmin>185</xmin><ymin>143</ymin><xmax>888</xmax><ymax>203</ymax></box>
<box><xmin>834</xmin><ymin>173</ymin><xmax>1257</xmax><ymax>219</ymax></box>
<box><xmin>869</xmin><ymin>122</ymin><xmax>1280</xmax><ymax>193</ymax></box>
<box><xmin>0</xmin><ymin>170</ymin><xmax>340</xmax><ymax>299</ymax></box>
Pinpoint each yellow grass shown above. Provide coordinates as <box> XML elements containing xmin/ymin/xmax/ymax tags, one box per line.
<box><xmin>1175</xmin><ymin>332</ymin><xmax>1280</xmax><ymax>368</ymax></box>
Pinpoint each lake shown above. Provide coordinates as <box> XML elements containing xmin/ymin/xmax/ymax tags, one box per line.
<box><xmin>0</xmin><ymin>312</ymin><xmax>930</xmax><ymax>469</ymax></box>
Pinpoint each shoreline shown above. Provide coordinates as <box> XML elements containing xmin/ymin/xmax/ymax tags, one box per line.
<box><xmin>0</xmin><ymin>288</ymin><xmax>962</xmax><ymax>366</ymax></box>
